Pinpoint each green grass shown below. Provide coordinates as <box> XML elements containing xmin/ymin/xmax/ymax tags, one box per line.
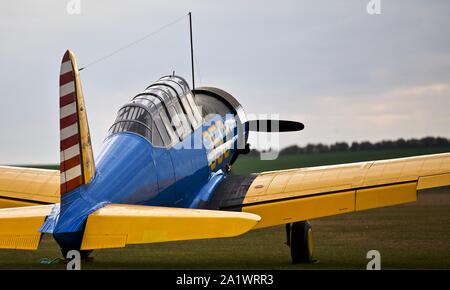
<box><xmin>0</xmin><ymin>189</ymin><xmax>448</xmax><ymax>269</ymax></box>
<box><xmin>2</xmin><ymin>147</ymin><xmax>449</xmax><ymax>269</ymax></box>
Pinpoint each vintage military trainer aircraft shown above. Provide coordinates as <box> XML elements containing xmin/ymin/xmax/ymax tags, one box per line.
<box><xmin>0</xmin><ymin>50</ymin><xmax>449</xmax><ymax>263</ymax></box>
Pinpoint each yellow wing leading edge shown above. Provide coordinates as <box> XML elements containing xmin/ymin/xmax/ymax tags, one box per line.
<box><xmin>81</xmin><ymin>204</ymin><xmax>261</xmax><ymax>250</ymax></box>
<box><xmin>239</xmin><ymin>153</ymin><xmax>450</xmax><ymax>228</ymax></box>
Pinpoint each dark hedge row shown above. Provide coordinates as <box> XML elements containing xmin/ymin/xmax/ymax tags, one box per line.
<box><xmin>247</xmin><ymin>136</ymin><xmax>450</xmax><ymax>155</ymax></box>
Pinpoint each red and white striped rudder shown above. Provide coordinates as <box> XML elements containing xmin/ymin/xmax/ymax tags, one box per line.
<box><xmin>59</xmin><ymin>50</ymin><xmax>95</xmax><ymax>195</ymax></box>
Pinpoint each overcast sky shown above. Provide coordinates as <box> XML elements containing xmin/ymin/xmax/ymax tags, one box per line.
<box><xmin>1</xmin><ymin>0</ymin><xmax>449</xmax><ymax>164</ymax></box>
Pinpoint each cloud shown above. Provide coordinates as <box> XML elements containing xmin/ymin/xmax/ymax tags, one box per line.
<box><xmin>1</xmin><ymin>0</ymin><xmax>450</xmax><ymax>163</ymax></box>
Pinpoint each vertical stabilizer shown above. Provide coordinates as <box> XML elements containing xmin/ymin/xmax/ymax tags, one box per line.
<box><xmin>59</xmin><ymin>50</ymin><xmax>95</xmax><ymax>195</ymax></box>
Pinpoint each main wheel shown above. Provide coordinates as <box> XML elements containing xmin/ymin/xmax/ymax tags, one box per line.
<box><xmin>290</xmin><ymin>221</ymin><xmax>314</xmax><ymax>263</ymax></box>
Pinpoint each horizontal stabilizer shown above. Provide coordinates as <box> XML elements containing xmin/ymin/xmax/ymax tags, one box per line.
<box><xmin>81</xmin><ymin>204</ymin><xmax>261</xmax><ymax>250</ymax></box>
<box><xmin>0</xmin><ymin>205</ymin><xmax>53</xmax><ymax>250</ymax></box>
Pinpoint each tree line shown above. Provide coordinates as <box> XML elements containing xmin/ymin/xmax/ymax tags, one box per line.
<box><xmin>247</xmin><ymin>136</ymin><xmax>450</xmax><ymax>156</ymax></box>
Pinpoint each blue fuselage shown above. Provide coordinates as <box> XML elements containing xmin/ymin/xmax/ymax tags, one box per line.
<box><xmin>42</xmin><ymin>114</ymin><xmax>240</xmax><ymax>249</ymax></box>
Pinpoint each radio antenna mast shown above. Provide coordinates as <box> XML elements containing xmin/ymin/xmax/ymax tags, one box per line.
<box><xmin>188</xmin><ymin>12</ymin><xmax>195</xmax><ymax>90</ymax></box>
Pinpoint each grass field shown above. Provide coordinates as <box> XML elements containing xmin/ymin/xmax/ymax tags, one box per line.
<box><xmin>1</xmin><ymin>147</ymin><xmax>449</xmax><ymax>269</ymax></box>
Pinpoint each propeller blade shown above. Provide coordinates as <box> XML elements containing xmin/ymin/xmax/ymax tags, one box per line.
<box><xmin>246</xmin><ymin>120</ymin><xmax>304</xmax><ymax>132</ymax></box>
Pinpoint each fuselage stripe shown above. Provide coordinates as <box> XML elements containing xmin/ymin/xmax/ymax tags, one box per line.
<box><xmin>60</xmin><ymin>102</ymin><xmax>77</xmax><ymax>119</ymax></box>
<box><xmin>62</xmin><ymin>175</ymin><xmax>82</xmax><ymax>193</ymax></box>
<box><xmin>60</xmin><ymin>155</ymin><xmax>81</xmax><ymax>172</ymax></box>
<box><xmin>60</xmin><ymin>92</ymin><xmax>76</xmax><ymax>107</ymax></box>
<box><xmin>60</xmin><ymin>81</ymin><xmax>75</xmax><ymax>97</ymax></box>
<box><xmin>62</xmin><ymin>53</ymin><xmax>71</xmax><ymax>62</ymax></box>
<box><xmin>60</xmin><ymin>134</ymin><xmax>79</xmax><ymax>150</ymax></box>
<box><xmin>60</xmin><ymin>123</ymin><xmax>79</xmax><ymax>140</ymax></box>
<box><xmin>60</xmin><ymin>165</ymin><xmax>82</xmax><ymax>183</ymax></box>
<box><xmin>59</xmin><ymin>71</ymin><xmax>74</xmax><ymax>86</ymax></box>
<box><xmin>60</xmin><ymin>60</ymin><xmax>72</xmax><ymax>74</ymax></box>
<box><xmin>60</xmin><ymin>144</ymin><xmax>80</xmax><ymax>161</ymax></box>
<box><xmin>60</xmin><ymin>113</ymin><xmax>78</xmax><ymax>129</ymax></box>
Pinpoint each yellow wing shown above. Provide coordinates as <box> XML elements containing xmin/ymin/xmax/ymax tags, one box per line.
<box><xmin>81</xmin><ymin>204</ymin><xmax>260</xmax><ymax>250</ymax></box>
<box><xmin>0</xmin><ymin>166</ymin><xmax>59</xmax><ymax>209</ymax></box>
<box><xmin>211</xmin><ymin>153</ymin><xmax>450</xmax><ymax>229</ymax></box>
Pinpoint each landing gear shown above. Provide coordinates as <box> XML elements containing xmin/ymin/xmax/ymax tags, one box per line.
<box><xmin>286</xmin><ymin>221</ymin><xmax>315</xmax><ymax>263</ymax></box>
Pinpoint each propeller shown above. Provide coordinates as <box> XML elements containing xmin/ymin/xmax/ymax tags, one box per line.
<box><xmin>231</xmin><ymin>119</ymin><xmax>304</xmax><ymax>160</ymax></box>
<box><xmin>246</xmin><ymin>119</ymin><xmax>305</xmax><ymax>132</ymax></box>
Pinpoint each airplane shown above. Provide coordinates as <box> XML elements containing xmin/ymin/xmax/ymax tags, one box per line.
<box><xmin>0</xmin><ymin>49</ymin><xmax>449</xmax><ymax>264</ymax></box>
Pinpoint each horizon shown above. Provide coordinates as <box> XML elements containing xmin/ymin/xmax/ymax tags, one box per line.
<box><xmin>8</xmin><ymin>135</ymin><xmax>450</xmax><ymax>166</ymax></box>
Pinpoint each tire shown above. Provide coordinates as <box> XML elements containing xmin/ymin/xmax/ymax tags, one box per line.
<box><xmin>290</xmin><ymin>221</ymin><xmax>314</xmax><ymax>263</ymax></box>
